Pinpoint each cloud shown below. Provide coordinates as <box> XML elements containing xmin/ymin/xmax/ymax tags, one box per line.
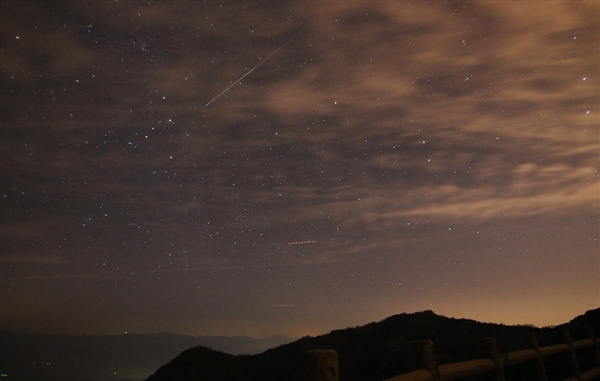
<box><xmin>1</xmin><ymin>1</ymin><xmax>597</xmax><ymax>273</ymax></box>
<box><xmin>0</xmin><ymin>1</ymin><xmax>598</xmax><ymax>337</ymax></box>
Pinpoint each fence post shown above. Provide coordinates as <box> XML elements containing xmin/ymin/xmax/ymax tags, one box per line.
<box><xmin>562</xmin><ymin>330</ymin><xmax>581</xmax><ymax>380</ymax></box>
<box><xmin>526</xmin><ymin>332</ymin><xmax>548</xmax><ymax>381</ymax></box>
<box><xmin>303</xmin><ymin>350</ymin><xmax>339</xmax><ymax>381</ymax></box>
<box><xmin>483</xmin><ymin>337</ymin><xmax>505</xmax><ymax>381</ymax></box>
<box><xmin>585</xmin><ymin>327</ymin><xmax>600</xmax><ymax>367</ymax></box>
<box><xmin>413</xmin><ymin>340</ymin><xmax>439</xmax><ymax>380</ymax></box>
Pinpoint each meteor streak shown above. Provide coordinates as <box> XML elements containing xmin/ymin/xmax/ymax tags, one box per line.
<box><xmin>205</xmin><ymin>37</ymin><xmax>293</xmax><ymax>107</ymax></box>
<box><xmin>287</xmin><ymin>240</ymin><xmax>317</xmax><ymax>245</ymax></box>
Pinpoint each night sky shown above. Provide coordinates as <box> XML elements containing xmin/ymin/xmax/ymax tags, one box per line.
<box><xmin>1</xmin><ymin>1</ymin><xmax>598</xmax><ymax>339</ymax></box>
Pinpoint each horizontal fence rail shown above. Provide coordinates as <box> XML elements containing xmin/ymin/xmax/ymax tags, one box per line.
<box><xmin>304</xmin><ymin>328</ymin><xmax>600</xmax><ymax>381</ymax></box>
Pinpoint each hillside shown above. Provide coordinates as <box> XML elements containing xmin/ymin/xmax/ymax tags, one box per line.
<box><xmin>146</xmin><ymin>308</ymin><xmax>600</xmax><ymax>381</ymax></box>
<box><xmin>0</xmin><ymin>332</ymin><xmax>293</xmax><ymax>381</ymax></box>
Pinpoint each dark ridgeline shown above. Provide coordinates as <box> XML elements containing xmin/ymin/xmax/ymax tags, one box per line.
<box><xmin>145</xmin><ymin>308</ymin><xmax>600</xmax><ymax>381</ymax></box>
<box><xmin>0</xmin><ymin>332</ymin><xmax>292</xmax><ymax>381</ymax></box>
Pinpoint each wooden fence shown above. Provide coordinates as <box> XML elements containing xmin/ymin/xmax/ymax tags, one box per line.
<box><xmin>303</xmin><ymin>328</ymin><xmax>600</xmax><ymax>381</ymax></box>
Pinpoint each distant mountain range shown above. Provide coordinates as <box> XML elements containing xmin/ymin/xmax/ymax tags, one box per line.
<box><xmin>145</xmin><ymin>308</ymin><xmax>600</xmax><ymax>381</ymax></box>
<box><xmin>0</xmin><ymin>332</ymin><xmax>293</xmax><ymax>381</ymax></box>
<box><xmin>1</xmin><ymin>309</ymin><xmax>598</xmax><ymax>381</ymax></box>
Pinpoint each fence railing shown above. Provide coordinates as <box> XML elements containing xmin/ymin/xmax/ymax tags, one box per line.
<box><xmin>303</xmin><ymin>327</ymin><xmax>600</xmax><ymax>381</ymax></box>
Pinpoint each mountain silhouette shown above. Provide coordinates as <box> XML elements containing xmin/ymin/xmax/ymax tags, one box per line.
<box><xmin>0</xmin><ymin>332</ymin><xmax>293</xmax><ymax>381</ymax></box>
<box><xmin>145</xmin><ymin>308</ymin><xmax>600</xmax><ymax>381</ymax></box>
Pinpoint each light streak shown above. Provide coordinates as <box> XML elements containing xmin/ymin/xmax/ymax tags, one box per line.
<box><xmin>205</xmin><ymin>37</ymin><xmax>293</xmax><ymax>107</ymax></box>
<box><xmin>287</xmin><ymin>240</ymin><xmax>317</xmax><ymax>245</ymax></box>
